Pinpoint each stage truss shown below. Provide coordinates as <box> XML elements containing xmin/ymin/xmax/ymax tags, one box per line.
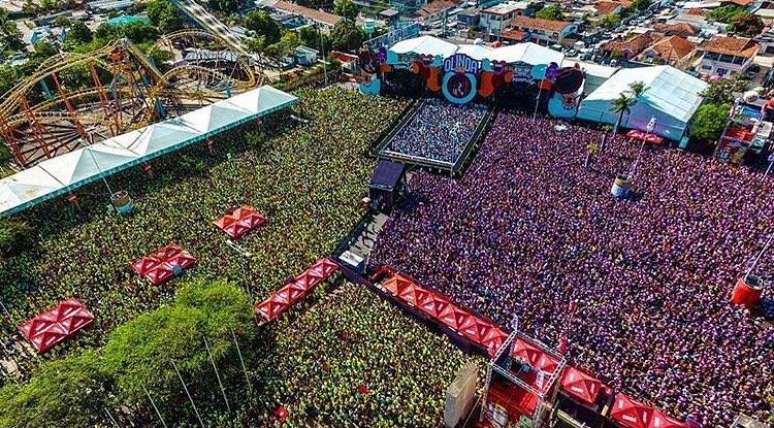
<box><xmin>0</xmin><ymin>31</ymin><xmax>260</xmax><ymax>167</ymax></box>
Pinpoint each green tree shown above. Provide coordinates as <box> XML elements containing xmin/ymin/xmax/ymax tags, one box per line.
<box><xmin>600</xmin><ymin>12</ymin><xmax>621</xmax><ymax>29</ymax></box>
<box><xmin>535</xmin><ymin>4</ymin><xmax>565</xmax><ymax>21</ymax></box>
<box><xmin>690</xmin><ymin>103</ymin><xmax>730</xmax><ymax>141</ymax></box>
<box><xmin>330</xmin><ymin>20</ymin><xmax>363</xmax><ymax>51</ymax></box>
<box><xmin>708</xmin><ymin>5</ymin><xmax>746</xmax><ymax>23</ymax></box>
<box><xmin>701</xmin><ymin>76</ymin><xmax>748</xmax><ymax>104</ymax></box>
<box><xmin>334</xmin><ymin>0</ymin><xmax>360</xmax><ymax>20</ymax></box>
<box><xmin>53</xmin><ymin>15</ymin><xmax>71</xmax><ymax>28</ymax></box>
<box><xmin>0</xmin><ymin>8</ymin><xmax>23</xmax><ymax>51</ymax></box>
<box><xmin>299</xmin><ymin>25</ymin><xmax>330</xmax><ymax>52</ymax></box>
<box><xmin>207</xmin><ymin>0</ymin><xmax>239</xmax><ymax>13</ymax></box>
<box><xmin>632</xmin><ymin>0</ymin><xmax>651</xmax><ymax>10</ymax></box>
<box><xmin>0</xmin><ymin>64</ymin><xmax>17</xmax><ymax>96</ymax></box>
<box><xmin>245</xmin><ymin>10</ymin><xmax>281</xmax><ymax>45</ymax></box>
<box><xmin>729</xmin><ymin>13</ymin><xmax>764</xmax><ymax>36</ymax></box>
<box><xmin>266</xmin><ymin>30</ymin><xmax>300</xmax><ymax>57</ymax></box>
<box><xmin>146</xmin><ymin>0</ymin><xmax>183</xmax><ymax>33</ymax></box>
<box><xmin>64</xmin><ymin>21</ymin><xmax>93</xmax><ymax>49</ymax></box>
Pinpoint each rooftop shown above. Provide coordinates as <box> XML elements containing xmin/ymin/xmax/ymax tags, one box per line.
<box><xmin>703</xmin><ymin>35</ymin><xmax>760</xmax><ymax>58</ymax></box>
<box><xmin>645</xmin><ymin>35</ymin><xmax>696</xmax><ymax>61</ymax></box>
<box><xmin>482</xmin><ymin>1</ymin><xmax>530</xmax><ymax>15</ymax></box>
<box><xmin>511</xmin><ymin>15</ymin><xmax>571</xmax><ymax>32</ymax></box>
<box><xmin>268</xmin><ymin>0</ymin><xmax>344</xmax><ymax>26</ymax></box>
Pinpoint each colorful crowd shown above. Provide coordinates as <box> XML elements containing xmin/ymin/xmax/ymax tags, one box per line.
<box><xmin>370</xmin><ymin>112</ymin><xmax>774</xmax><ymax>427</ymax></box>
<box><xmin>387</xmin><ymin>98</ymin><xmax>487</xmax><ymax>164</ymax></box>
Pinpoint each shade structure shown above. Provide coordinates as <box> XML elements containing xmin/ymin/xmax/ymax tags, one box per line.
<box><xmin>379</xmin><ymin>271</ymin><xmax>508</xmax><ymax>357</ymax></box>
<box><xmin>577</xmin><ymin>66</ymin><xmax>707</xmax><ymax>141</ymax></box>
<box><xmin>512</xmin><ymin>337</ymin><xmax>560</xmax><ymax>374</ymax></box>
<box><xmin>18</xmin><ymin>299</ymin><xmax>94</xmax><ymax>353</ymax></box>
<box><xmin>611</xmin><ymin>393</ymin><xmax>652</xmax><ymax>428</ymax></box>
<box><xmin>627</xmin><ymin>130</ymin><xmax>645</xmax><ymax>140</ymax></box>
<box><xmin>255</xmin><ymin>258</ymin><xmax>339</xmax><ymax>323</ymax></box>
<box><xmin>131</xmin><ymin>245</ymin><xmax>196</xmax><ymax>285</ymax></box>
<box><xmin>560</xmin><ymin>366</ymin><xmax>605</xmax><ymax>406</ymax></box>
<box><xmin>387</xmin><ymin>35</ymin><xmax>565</xmax><ymax>66</ymax></box>
<box><xmin>0</xmin><ymin>86</ymin><xmax>298</xmax><ymax>217</ymax></box>
<box><xmin>214</xmin><ymin>205</ymin><xmax>267</xmax><ymax>240</ymax></box>
<box><xmin>648</xmin><ymin>409</ymin><xmax>689</xmax><ymax>428</ymax></box>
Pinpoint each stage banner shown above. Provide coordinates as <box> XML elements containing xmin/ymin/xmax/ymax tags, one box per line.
<box><xmin>441</xmin><ymin>53</ymin><xmax>480</xmax><ymax>105</ymax></box>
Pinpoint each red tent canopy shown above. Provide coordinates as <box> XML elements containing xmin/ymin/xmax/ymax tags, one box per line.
<box><xmin>512</xmin><ymin>338</ymin><xmax>560</xmax><ymax>374</ymax></box>
<box><xmin>215</xmin><ymin>205</ymin><xmax>267</xmax><ymax>240</ymax></box>
<box><xmin>560</xmin><ymin>366</ymin><xmax>604</xmax><ymax>406</ymax></box>
<box><xmin>627</xmin><ymin>130</ymin><xmax>645</xmax><ymax>140</ymax></box>
<box><xmin>18</xmin><ymin>299</ymin><xmax>94</xmax><ymax>353</ymax></box>
<box><xmin>255</xmin><ymin>258</ymin><xmax>339</xmax><ymax>323</ymax></box>
<box><xmin>648</xmin><ymin>409</ymin><xmax>688</xmax><ymax>428</ymax></box>
<box><xmin>131</xmin><ymin>245</ymin><xmax>196</xmax><ymax>285</ymax></box>
<box><xmin>611</xmin><ymin>393</ymin><xmax>652</xmax><ymax>428</ymax></box>
<box><xmin>644</xmin><ymin>134</ymin><xmax>664</xmax><ymax>145</ymax></box>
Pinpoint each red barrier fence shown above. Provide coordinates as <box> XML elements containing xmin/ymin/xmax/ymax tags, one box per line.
<box><xmin>19</xmin><ymin>299</ymin><xmax>94</xmax><ymax>353</ymax></box>
<box><xmin>255</xmin><ymin>258</ymin><xmax>339</xmax><ymax>324</ymax></box>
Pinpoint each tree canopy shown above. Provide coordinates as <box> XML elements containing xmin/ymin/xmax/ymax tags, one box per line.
<box><xmin>334</xmin><ymin>0</ymin><xmax>360</xmax><ymax>20</ymax></box>
<box><xmin>146</xmin><ymin>0</ymin><xmax>183</xmax><ymax>33</ymax></box>
<box><xmin>700</xmin><ymin>76</ymin><xmax>747</xmax><ymax>104</ymax></box>
<box><xmin>690</xmin><ymin>103</ymin><xmax>730</xmax><ymax>141</ymax></box>
<box><xmin>632</xmin><ymin>0</ymin><xmax>651</xmax><ymax>11</ymax></box>
<box><xmin>330</xmin><ymin>20</ymin><xmax>363</xmax><ymax>52</ymax></box>
<box><xmin>708</xmin><ymin>5</ymin><xmax>747</xmax><ymax>23</ymax></box>
<box><xmin>0</xmin><ymin>279</ymin><xmax>256</xmax><ymax>427</ymax></box>
<box><xmin>729</xmin><ymin>13</ymin><xmax>764</xmax><ymax>37</ymax></box>
<box><xmin>535</xmin><ymin>4</ymin><xmax>565</xmax><ymax>21</ymax></box>
<box><xmin>245</xmin><ymin>10</ymin><xmax>281</xmax><ymax>45</ymax></box>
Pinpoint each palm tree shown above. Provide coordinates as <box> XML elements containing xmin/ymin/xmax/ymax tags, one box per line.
<box><xmin>601</xmin><ymin>81</ymin><xmax>649</xmax><ymax>151</ymax></box>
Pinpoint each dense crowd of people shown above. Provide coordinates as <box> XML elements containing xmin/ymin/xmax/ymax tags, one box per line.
<box><xmin>0</xmin><ymin>88</ymin><xmax>408</xmax><ymax>374</ymax></box>
<box><xmin>251</xmin><ymin>282</ymin><xmax>479</xmax><ymax>427</ymax></box>
<box><xmin>387</xmin><ymin>98</ymin><xmax>487</xmax><ymax>164</ymax></box>
<box><xmin>370</xmin><ymin>112</ymin><xmax>774</xmax><ymax>427</ymax></box>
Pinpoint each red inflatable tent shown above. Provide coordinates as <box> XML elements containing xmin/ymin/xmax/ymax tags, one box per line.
<box><xmin>214</xmin><ymin>205</ymin><xmax>267</xmax><ymax>240</ymax></box>
<box><xmin>560</xmin><ymin>366</ymin><xmax>605</xmax><ymax>406</ymax></box>
<box><xmin>611</xmin><ymin>393</ymin><xmax>652</xmax><ymax>428</ymax></box>
<box><xmin>131</xmin><ymin>245</ymin><xmax>196</xmax><ymax>285</ymax></box>
<box><xmin>512</xmin><ymin>337</ymin><xmax>560</xmax><ymax>374</ymax></box>
<box><xmin>18</xmin><ymin>299</ymin><xmax>94</xmax><ymax>353</ymax></box>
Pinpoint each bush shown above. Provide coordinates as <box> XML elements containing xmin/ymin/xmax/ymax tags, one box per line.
<box><xmin>0</xmin><ymin>218</ymin><xmax>31</xmax><ymax>256</ymax></box>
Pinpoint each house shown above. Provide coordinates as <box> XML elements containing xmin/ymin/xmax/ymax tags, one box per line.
<box><xmin>419</xmin><ymin>0</ymin><xmax>460</xmax><ymax>23</ymax></box>
<box><xmin>652</xmin><ymin>22</ymin><xmax>698</xmax><ymax>37</ymax></box>
<box><xmin>259</xmin><ymin>0</ymin><xmax>343</xmax><ymax>30</ymax></box>
<box><xmin>457</xmin><ymin>8</ymin><xmax>480</xmax><ymax>27</ymax></box>
<box><xmin>379</xmin><ymin>8</ymin><xmax>401</xmax><ymax>26</ymax></box>
<box><xmin>594</xmin><ymin>0</ymin><xmax>631</xmax><ymax>16</ymax></box>
<box><xmin>390</xmin><ymin>0</ymin><xmax>427</xmax><ymax>13</ymax></box>
<box><xmin>755</xmin><ymin>1</ymin><xmax>774</xmax><ymax>23</ymax></box>
<box><xmin>698</xmin><ymin>35</ymin><xmax>760</xmax><ymax>76</ymax></box>
<box><xmin>509</xmin><ymin>15</ymin><xmax>575</xmax><ymax>46</ymax></box>
<box><xmin>602</xmin><ymin>31</ymin><xmax>659</xmax><ymax>59</ymax></box>
<box><xmin>294</xmin><ymin>45</ymin><xmax>319</xmax><ymax>65</ymax></box>
<box><xmin>755</xmin><ymin>27</ymin><xmax>774</xmax><ymax>55</ymax></box>
<box><xmin>480</xmin><ymin>1</ymin><xmax>530</xmax><ymax>34</ymax></box>
<box><xmin>637</xmin><ymin>35</ymin><xmax>696</xmax><ymax>66</ymax></box>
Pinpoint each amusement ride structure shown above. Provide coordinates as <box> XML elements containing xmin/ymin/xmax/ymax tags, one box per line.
<box><xmin>0</xmin><ymin>19</ymin><xmax>259</xmax><ymax>168</ymax></box>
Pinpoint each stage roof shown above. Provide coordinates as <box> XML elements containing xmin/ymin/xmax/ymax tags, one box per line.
<box><xmin>388</xmin><ymin>36</ymin><xmax>565</xmax><ymax>65</ymax></box>
<box><xmin>0</xmin><ymin>86</ymin><xmax>298</xmax><ymax>217</ymax></box>
<box><xmin>577</xmin><ymin>65</ymin><xmax>707</xmax><ymax>141</ymax></box>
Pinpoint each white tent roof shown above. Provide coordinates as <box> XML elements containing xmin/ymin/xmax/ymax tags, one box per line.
<box><xmin>390</xmin><ymin>35</ymin><xmax>459</xmax><ymax>57</ymax></box>
<box><xmin>577</xmin><ymin>66</ymin><xmax>707</xmax><ymax>140</ymax></box>
<box><xmin>457</xmin><ymin>44</ymin><xmax>493</xmax><ymax>61</ymax></box>
<box><xmin>491</xmin><ymin>43</ymin><xmax>564</xmax><ymax>65</ymax></box>
<box><xmin>0</xmin><ymin>85</ymin><xmax>298</xmax><ymax>216</ymax></box>
<box><xmin>388</xmin><ymin>36</ymin><xmax>565</xmax><ymax>66</ymax></box>
<box><xmin>560</xmin><ymin>59</ymin><xmax>618</xmax><ymax>79</ymax></box>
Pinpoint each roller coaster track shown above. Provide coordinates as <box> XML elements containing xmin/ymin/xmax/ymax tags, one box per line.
<box><xmin>170</xmin><ymin>0</ymin><xmax>249</xmax><ymax>56</ymax></box>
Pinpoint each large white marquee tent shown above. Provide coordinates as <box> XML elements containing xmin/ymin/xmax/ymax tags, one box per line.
<box><xmin>0</xmin><ymin>86</ymin><xmax>298</xmax><ymax>217</ymax></box>
<box><xmin>577</xmin><ymin>65</ymin><xmax>707</xmax><ymax>141</ymax></box>
<box><xmin>388</xmin><ymin>35</ymin><xmax>565</xmax><ymax>66</ymax></box>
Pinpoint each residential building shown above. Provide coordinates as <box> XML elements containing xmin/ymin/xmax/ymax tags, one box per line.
<box><xmin>755</xmin><ymin>27</ymin><xmax>774</xmax><ymax>55</ymax></box>
<box><xmin>698</xmin><ymin>35</ymin><xmax>760</xmax><ymax>76</ymax></box>
<box><xmin>419</xmin><ymin>0</ymin><xmax>460</xmax><ymax>23</ymax></box>
<box><xmin>480</xmin><ymin>1</ymin><xmax>530</xmax><ymax>33</ymax></box>
<box><xmin>594</xmin><ymin>0</ymin><xmax>630</xmax><ymax>16</ymax></box>
<box><xmin>259</xmin><ymin>0</ymin><xmax>343</xmax><ymax>30</ymax></box>
<box><xmin>652</xmin><ymin>22</ymin><xmax>698</xmax><ymax>38</ymax></box>
<box><xmin>390</xmin><ymin>0</ymin><xmax>427</xmax><ymax>13</ymax></box>
<box><xmin>602</xmin><ymin>31</ymin><xmax>659</xmax><ymax>59</ymax></box>
<box><xmin>636</xmin><ymin>35</ymin><xmax>696</xmax><ymax>67</ymax></box>
<box><xmin>457</xmin><ymin>8</ymin><xmax>481</xmax><ymax>27</ymax></box>
<box><xmin>509</xmin><ymin>15</ymin><xmax>575</xmax><ymax>46</ymax></box>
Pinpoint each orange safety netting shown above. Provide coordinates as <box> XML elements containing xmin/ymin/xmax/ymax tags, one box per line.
<box><xmin>18</xmin><ymin>299</ymin><xmax>94</xmax><ymax>353</ymax></box>
<box><xmin>255</xmin><ymin>258</ymin><xmax>339</xmax><ymax>323</ymax></box>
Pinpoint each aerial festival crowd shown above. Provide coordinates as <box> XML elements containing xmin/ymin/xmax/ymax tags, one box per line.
<box><xmin>369</xmin><ymin>112</ymin><xmax>774</xmax><ymax>427</ymax></box>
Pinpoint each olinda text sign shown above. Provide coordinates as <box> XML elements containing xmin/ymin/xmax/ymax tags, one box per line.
<box><xmin>443</xmin><ymin>53</ymin><xmax>480</xmax><ymax>74</ymax></box>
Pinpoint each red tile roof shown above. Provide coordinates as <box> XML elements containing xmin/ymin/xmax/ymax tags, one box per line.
<box><xmin>703</xmin><ymin>35</ymin><xmax>760</xmax><ymax>58</ymax></box>
<box><xmin>272</xmin><ymin>0</ymin><xmax>343</xmax><ymax>26</ymax></box>
<box><xmin>646</xmin><ymin>35</ymin><xmax>696</xmax><ymax>61</ymax></box>
<box><xmin>419</xmin><ymin>0</ymin><xmax>459</xmax><ymax>17</ymax></box>
<box><xmin>512</xmin><ymin>16</ymin><xmax>571</xmax><ymax>32</ymax></box>
<box><xmin>652</xmin><ymin>22</ymin><xmax>698</xmax><ymax>37</ymax></box>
